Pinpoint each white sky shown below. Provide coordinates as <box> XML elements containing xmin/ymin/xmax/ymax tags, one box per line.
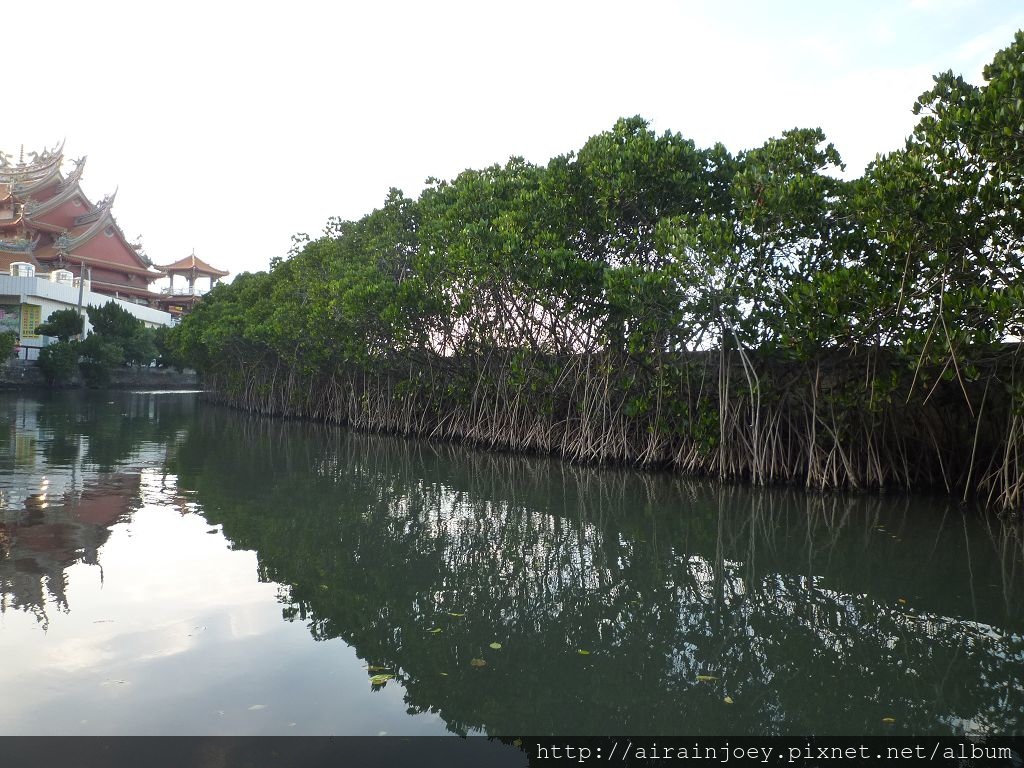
<box><xmin>5</xmin><ymin>0</ymin><xmax>1022</xmax><ymax>282</ymax></box>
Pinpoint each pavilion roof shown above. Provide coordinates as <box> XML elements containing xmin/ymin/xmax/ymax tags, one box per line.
<box><xmin>156</xmin><ymin>251</ymin><xmax>229</xmax><ymax>278</ymax></box>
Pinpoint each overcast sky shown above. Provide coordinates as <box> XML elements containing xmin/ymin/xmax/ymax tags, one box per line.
<box><xmin>5</xmin><ymin>1</ymin><xmax>1022</xmax><ymax>282</ymax></box>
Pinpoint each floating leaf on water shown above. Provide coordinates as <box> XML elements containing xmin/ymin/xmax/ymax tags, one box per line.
<box><xmin>489</xmin><ymin>642</ymin><xmax>502</xmax><ymax>650</ymax></box>
<box><xmin>248</xmin><ymin>704</ymin><xmax>266</xmax><ymax>711</ymax></box>
<box><xmin>724</xmin><ymin>696</ymin><xmax>734</xmax><ymax>705</ymax></box>
<box><xmin>577</xmin><ymin>649</ymin><xmax>590</xmax><ymax>655</ymax></box>
<box><xmin>369</xmin><ymin>673</ymin><xmax>394</xmax><ymax>685</ymax></box>
<box><xmin>470</xmin><ymin>658</ymin><xmax>487</xmax><ymax>668</ymax></box>
<box><xmin>897</xmin><ymin>598</ymin><xmax>907</xmax><ymax>604</ymax></box>
<box><xmin>882</xmin><ymin>717</ymin><xmax>896</xmax><ymax>723</ymax></box>
<box><xmin>513</xmin><ymin>739</ymin><xmax>523</xmax><ymax>747</ymax></box>
<box><xmin>448</xmin><ymin>612</ymin><xmax>465</xmax><ymax>617</ymax></box>
<box><xmin>428</xmin><ymin>628</ymin><xmax>443</xmax><ymax>634</ymax></box>
<box><xmin>367</xmin><ymin>665</ymin><xmax>390</xmax><ymax>672</ymax></box>
<box><xmin>439</xmin><ymin>672</ymin><xmax>448</xmax><ymax>676</ymax></box>
<box><xmin>696</xmin><ymin>675</ymin><xmax>719</xmax><ymax>682</ymax></box>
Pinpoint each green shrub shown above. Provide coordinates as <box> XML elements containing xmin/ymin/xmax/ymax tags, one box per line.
<box><xmin>36</xmin><ymin>309</ymin><xmax>84</xmax><ymax>342</ymax></box>
<box><xmin>38</xmin><ymin>341</ymin><xmax>80</xmax><ymax>386</ymax></box>
<box><xmin>0</xmin><ymin>331</ymin><xmax>17</xmax><ymax>362</ymax></box>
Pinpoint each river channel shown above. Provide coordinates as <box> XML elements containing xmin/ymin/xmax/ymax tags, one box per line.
<box><xmin>0</xmin><ymin>390</ymin><xmax>1021</xmax><ymax>738</ymax></box>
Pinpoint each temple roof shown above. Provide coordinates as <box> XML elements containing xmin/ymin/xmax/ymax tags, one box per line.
<box><xmin>23</xmin><ymin>157</ymin><xmax>87</xmax><ymax>220</ymax></box>
<box><xmin>32</xmin><ymin>246</ymin><xmax>164</xmax><ymax>278</ymax></box>
<box><xmin>0</xmin><ymin>251</ymin><xmax>41</xmax><ymax>272</ymax></box>
<box><xmin>0</xmin><ymin>142</ymin><xmax>65</xmax><ymax>195</ymax></box>
<box><xmin>156</xmin><ymin>251</ymin><xmax>229</xmax><ymax>278</ymax></box>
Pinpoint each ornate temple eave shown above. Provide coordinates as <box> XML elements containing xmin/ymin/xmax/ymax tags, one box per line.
<box><xmin>34</xmin><ymin>247</ymin><xmax>165</xmax><ymax>279</ymax></box>
<box><xmin>6</xmin><ymin>151</ymin><xmax>66</xmax><ymax>197</ymax></box>
<box><xmin>64</xmin><ymin>204</ymin><xmax>117</xmax><ymax>251</ymax></box>
<box><xmin>0</xmin><ymin>232</ymin><xmax>39</xmax><ymax>255</ymax></box>
<box><xmin>24</xmin><ymin>161</ymin><xmax>88</xmax><ymax>220</ymax></box>
<box><xmin>21</xmin><ymin>218</ymin><xmax>64</xmax><ymax>234</ymax></box>
<box><xmin>57</xmin><ymin>156</ymin><xmax>86</xmax><ymax>191</ymax></box>
<box><xmin>0</xmin><ymin>211</ymin><xmax>24</xmax><ymax>229</ymax></box>
<box><xmin>71</xmin><ymin>189</ymin><xmax>116</xmax><ymax>230</ymax></box>
<box><xmin>0</xmin><ymin>141</ymin><xmax>65</xmax><ymax>183</ymax></box>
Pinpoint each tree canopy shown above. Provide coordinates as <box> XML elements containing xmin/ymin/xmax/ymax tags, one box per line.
<box><xmin>170</xmin><ymin>32</ymin><xmax>1024</xmax><ymax>512</ymax></box>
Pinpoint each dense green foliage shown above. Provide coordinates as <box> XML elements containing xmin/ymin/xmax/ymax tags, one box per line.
<box><xmin>172</xmin><ymin>34</ymin><xmax>1024</xmax><ymax>511</ymax></box>
<box><xmin>0</xmin><ymin>330</ymin><xmax>16</xmax><ymax>362</ymax></box>
<box><xmin>35</xmin><ymin>302</ymin><xmax>157</xmax><ymax>387</ymax></box>
<box><xmin>37</xmin><ymin>341</ymin><xmax>80</xmax><ymax>385</ymax></box>
<box><xmin>35</xmin><ymin>308</ymin><xmax>84</xmax><ymax>342</ymax></box>
<box><xmin>86</xmin><ymin>301</ymin><xmax>156</xmax><ymax>368</ymax></box>
<box><xmin>35</xmin><ymin>310</ymin><xmax>85</xmax><ymax>385</ymax></box>
<box><xmin>152</xmin><ymin>325</ymin><xmax>184</xmax><ymax>370</ymax></box>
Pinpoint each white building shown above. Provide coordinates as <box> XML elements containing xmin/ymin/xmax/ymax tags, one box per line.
<box><xmin>0</xmin><ymin>265</ymin><xmax>172</xmax><ymax>361</ymax></box>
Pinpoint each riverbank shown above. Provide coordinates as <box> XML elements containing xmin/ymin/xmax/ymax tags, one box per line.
<box><xmin>192</xmin><ymin>344</ymin><xmax>1023</xmax><ymax>517</ymax></box>
<box><xmin>0</xmin><ymin>361</ymin><xmax>200</xmax><ymax>390</ymax></box>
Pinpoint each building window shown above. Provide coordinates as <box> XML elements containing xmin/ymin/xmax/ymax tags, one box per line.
<box><xmin>20</xmin><ymin>304</ymin><xmax>41</xmax><ymax>339</ymax></box>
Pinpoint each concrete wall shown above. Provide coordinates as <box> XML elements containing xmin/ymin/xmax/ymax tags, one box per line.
<box><xmin>0</xmin><ymin>360</ymin><xmax>199</xmax><ymax>390</ymax></box>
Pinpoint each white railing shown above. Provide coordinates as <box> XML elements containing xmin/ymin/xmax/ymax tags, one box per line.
<box><xmin>160</xmin><ymin>286</ymin><xmax>206</xmax><ymax>297</ymax></box>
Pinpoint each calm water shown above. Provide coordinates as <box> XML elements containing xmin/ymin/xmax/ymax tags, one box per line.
<box><xmin>0</xmin><ymin>390</ymin><xmax>1021</xmax><ymax>737</ymax></box>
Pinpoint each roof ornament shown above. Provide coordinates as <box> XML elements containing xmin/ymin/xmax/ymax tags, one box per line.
<box><xmin>58</xmin><ymin>156</ymin><xmax>87</xmax><ymax>191</ymax></box>
<box><xmin>55</xmin><ymin>233</ymin><xmax>71</xmax><ymax>255</ymax></box>
<box><xmin>96</xmin><ymin>188</ymin><xmax>118</xmax><ymax>209</ymax></box>
<box><xmin>0</xmin><ymin>233</ymin><xmax>39</xmax><ymax>253</ymax></box>
<box><xmin>0</xmin><ymin>151</ymin><xmax>10</xmax><ymax>169</ymax></box>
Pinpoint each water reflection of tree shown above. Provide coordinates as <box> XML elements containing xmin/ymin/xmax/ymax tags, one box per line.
<box><xmin>172</xmin><ymin>409</ymin><xmax>1024</xmax><ymax>737</ymax></box>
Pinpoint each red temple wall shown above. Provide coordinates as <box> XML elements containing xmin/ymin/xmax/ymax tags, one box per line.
<box><xmin>76</xmin><ymin>232</ymin><xmax>146</xmax><ymax>270</ymax></box>
<box><xmin>32</xmin><ymin>197</ymin><xmax>87</xmax><ymax>231</ymax></box>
